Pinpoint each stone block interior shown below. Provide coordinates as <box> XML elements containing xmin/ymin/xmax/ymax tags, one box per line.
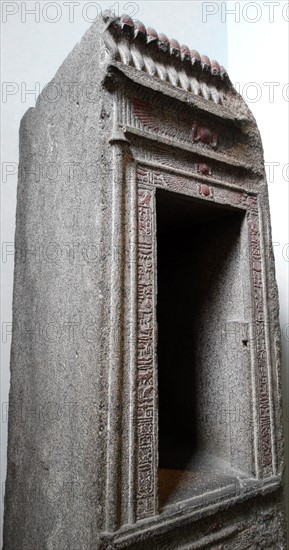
<box><xmin>156</xmin><ymin>188</ymin><xmax>254</xmax><ymax>509</ymax></box>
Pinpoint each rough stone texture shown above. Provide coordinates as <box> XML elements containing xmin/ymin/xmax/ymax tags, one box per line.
<box><xmin>3</xmin><ymin>12</ymin><xmax>287</xmax><ymax>550</ymax></box>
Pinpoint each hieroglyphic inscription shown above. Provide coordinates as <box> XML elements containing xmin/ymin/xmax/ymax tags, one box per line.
<box><xmin>137</xmin><ymin>165</ymin><xmax>246</xmax><ymax>209</ymax></box>
<box><xmin>136</xmin><ymin>184</ymin><xmax>156</xmax><ymax>519</ymax></box>
<box><xmin>131</xmin><ymin>139</ymin><xmax>253</xmax><ymax>188</ymax></box>
<box><xmin>247</xmin><ymin>195</ymin><xmax>273</xmax><ymax>474</ymax></box>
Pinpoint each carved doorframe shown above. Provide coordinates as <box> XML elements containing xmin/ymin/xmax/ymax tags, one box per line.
<box><xmin>134</xmin><ymin>162</ymin><xmax>275</xmax><ymax>522</ymax></box>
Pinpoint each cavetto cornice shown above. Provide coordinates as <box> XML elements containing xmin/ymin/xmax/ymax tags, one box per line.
<box><xmin>102</xmin><ymin>11</ymin><xmax>232</xmax><ymax>107</ymax></box>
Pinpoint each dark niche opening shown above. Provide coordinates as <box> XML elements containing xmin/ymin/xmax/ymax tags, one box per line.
<box><xmin>156</xmin><ymin>188</ymin><xmax>253</xmax><ymax>509</ymax></box>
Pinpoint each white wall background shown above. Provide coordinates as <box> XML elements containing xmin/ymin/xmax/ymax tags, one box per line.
<box><xmin>1</xmin><ymin>1</ymin><xmax>288</xmax><ymax>545</ymax></box>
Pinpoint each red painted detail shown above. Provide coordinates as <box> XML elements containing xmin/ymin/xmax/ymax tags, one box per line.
<box><xmin>134</xmin><ymin>20</ymin><xmax>146</xmax><ymax>39</ymax></box>
<box><xmin>132</xmin><ymin>98</ymin><xmax>160</xmax><ymax>133</ymax></box>
<box><xmin>132</xmin><ymin>99</ymin><xmax>218</xmax><ymax>151</ymax></box>
<box><xmin>199</xmin><ymin>184</ymin><xmax>211</xmax><ymax>197</ymax></box>
<box><xmin>158</xmin><ymin>33</ymin><xmax>170</xmax><ymax>51</ymax></box>
<box><xmin>120</xmin><ymin>14</ymin><xmax>134</xmax><ymax>28</ymax></box>
<box><xmin>146</xmin><ymin>27</ymin><xmax>158</xmax><ymax>43</ymax></box>
<box><xmin>211</xmin><ymin>60</ymin><xmax>221</xmax><ymax>76</ymax></box>
<box><xmin>198</xmin><ymin>163</ymin><xmax>211</xmax><ymax>175</ymax></box>
<box><xmin>220</xmin><ymin>66</ymin><xmax>228</xmax><ymax>79</ymax></box>
<box><xmin>132</xmin><ymin>97</ymin><xmax>193</xmax><ymax>143</ymax></box>
<box><xmin>201</xmin><ymin>55</ymin><xmax>211</xmax><ymax>70</ymax></box>
<box><xmin>199</xmin><ymin>128</ymin><xmax>213</xmax><ymax>144</ymax></box>
<box><xmin>192</xmin><ymin>123</ymin><xmax>218</xmax><ymax>149</ymax></box>
<box><xmin>170</xmin><ymin>38</ymin><xmax>181</xmax><ymax>56</ymax></box>
<box><xmin>180</xmin><ymin>45</ymin><xmax>191</xmax><ymax>61</ymax></box>
<box><xmin>181</xmin><ymin>45</ymin><xmax>190</xmax><ymax>54</ymax></box>
<box><xmin>190</xmin><ymin>50</ymin><xmax>201</xmax><ymax>63</ymax></box>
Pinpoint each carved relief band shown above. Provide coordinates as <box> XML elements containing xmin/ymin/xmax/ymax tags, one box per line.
<box><xmin>136</xmin><ymin>186</ymin><xmax>157</xmax><ymax>519</ymax></box>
